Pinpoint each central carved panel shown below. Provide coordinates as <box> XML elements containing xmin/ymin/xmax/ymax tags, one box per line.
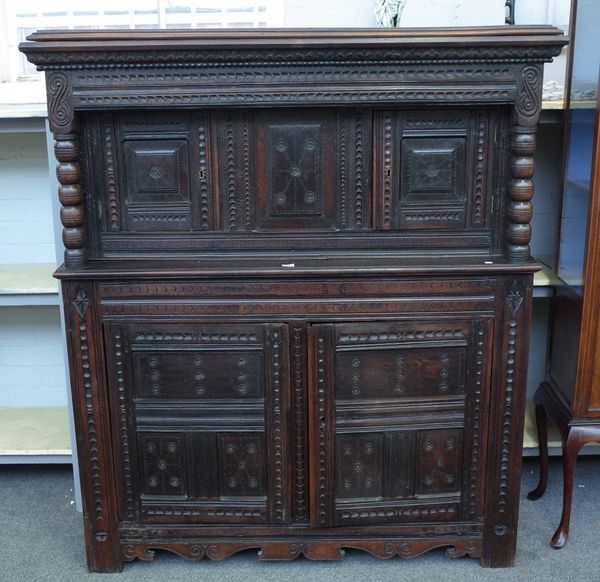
<box><xmin>216</xmin><ymin>109</ymin><xmax>370</xmax><ymax>232</ymax></box>
<box><xmin>267</xmin><ymin>124</ymin><xmax>323</xmax><ymax>217</ymax></box>
<box><xmin>255</xmin><ymin>111</ymin><xmax>337</xmax><ymax>230</ymax></box>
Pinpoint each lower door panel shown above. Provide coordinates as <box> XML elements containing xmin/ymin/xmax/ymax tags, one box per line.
<box><xmin>309</xmin><ymin>318</ymin><xmax>492</xmax><ymax>528</ymax></box>
<box><xmin>104</xmin><ymin>322</ymin><xmax>290</xmax><ymax>525</ymax></box>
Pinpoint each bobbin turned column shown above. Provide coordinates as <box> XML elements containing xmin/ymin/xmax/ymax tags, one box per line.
<box><xmin>507</xmin><ymin>126</ymin><xmax>536</xmax><ymax>262</ymax></box>
<box><xmin>55</xmin><ymin>134</ymin><xmax>86</xmax><ymax>268</ymax></box>
<box><xmin>507</xmin><ymin>64</ymin><xmax>543</xmax><ymax>263</ymax></box>
<box><xmin>46</xmin><ymin>71</ymin><xmax>87</xmax><ymax>268</ymax></box>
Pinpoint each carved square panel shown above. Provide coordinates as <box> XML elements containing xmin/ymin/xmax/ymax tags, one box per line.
<box><xmin>139</xmin><ymin>433</ymin><xmax>187</xmax><ymax>498</ymax></box>
<box><xmin>416</xmin><ymin>429</ymin><xmax>463</xmax><ymax>497</ymax></box>
<box><xmin>402</xmin><ymin>138</ymin><xmax>465</xmax><ymax>203</ymax></box>
<box><xmin>218</xmin><ymin>433</ymin><xmax>267</xmax><ymax>497</ymax></box>
<box><xmin>124</xmin><ymin>139</ymin><xmax>189</xmax><ymax>203</ymax></box>
<box><xmin>335</xmin><ymin>433</ymin><xmax>384</xmax><ymax>500</ymax></box>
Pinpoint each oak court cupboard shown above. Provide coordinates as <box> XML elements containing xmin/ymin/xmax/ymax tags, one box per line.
<box><xmin>19</xmin><ymin>26</ymin><xmax>566</xmax><ymax>572</ymax></box>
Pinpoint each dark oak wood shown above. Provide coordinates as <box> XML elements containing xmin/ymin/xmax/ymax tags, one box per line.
<box><xmin>20</xmin><ymin>27</ymin><xmax>565</xmax><ymax>572</ymax></box>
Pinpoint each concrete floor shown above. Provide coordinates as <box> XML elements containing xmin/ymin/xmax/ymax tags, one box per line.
<box><xmin>1</xmin><ymin>457</ymin><xmax>599</xmax><ymax>581</ymax></box>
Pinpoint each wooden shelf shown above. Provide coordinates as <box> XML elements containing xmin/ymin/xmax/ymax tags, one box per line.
<box><xmin>542</xmin><ymin>99</ymin><xmax>565</xmax><ymax>110</ymax></box>
<box><xmin>533</xmin><ymin>261</ymin><xmax>559</xmax><ymax>297</ymax></box>
<box><xmin>0</xmin><ymin>407</ymin><xmax>71</xmax><ymax>463</ymax></box>
<box><xmin>0</xmin><ymin>263</ymin><xmax>59</xmax><ymax>306</ymax></box>
<box><xmin>0</xmin><ymin>261</ymin><xmax>555</xmax><ymax>303</ymax></box>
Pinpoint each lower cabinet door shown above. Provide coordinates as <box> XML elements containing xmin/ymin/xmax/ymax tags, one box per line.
<box><xmin>104</xmin><ymin>322</ymin><xmax>290</xmax><ymax>525</ymax></box>
<box><xmin>309</xmin><ymin>318</ymin><xmax>492</xmax><ymax>528</ymax></box>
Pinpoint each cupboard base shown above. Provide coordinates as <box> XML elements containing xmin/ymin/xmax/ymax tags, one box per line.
<box><xmin>118</xmin><ymin>536</ymin><xmax>483</xmax><ymax>567</ymax></box>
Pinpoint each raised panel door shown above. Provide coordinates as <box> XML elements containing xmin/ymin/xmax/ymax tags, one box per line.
<box><xmin>104</xmin><ymin>322</ymin><xmax>290</xmax><ymax>525</ymax></box>
<box><xmin>309</xmin><ymin>318</ymin><xmax>492</xmax><ymax>527</ymax></box>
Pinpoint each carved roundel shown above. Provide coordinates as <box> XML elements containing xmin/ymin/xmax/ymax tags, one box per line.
<box><xmin>149</xmin><ymin>165</ymin><xmax>162</xmax><ymax>179</ymax></box>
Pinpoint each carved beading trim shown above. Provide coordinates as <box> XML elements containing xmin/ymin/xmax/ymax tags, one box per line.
<box><xmin>404</xmin><ymin>210</ymin><xmax>463</xmax><ymax>224</ymax></box>
<box><xmin>99</xmin><ymin>278</ymin><xmax>494</xmax><ymax>299</ymax></box>
<box><xmin>271</xmin><ymin>328</ymin><xmax>284</xmax><ymax>523</ymax></box>
<box><xmin>121</xmin><ymin>527</ymin><xmax>171</xmax><ymax>539</ymax></box>
<box><xmin>317</xmin><ymin>336</ymin><xmax>329</xmax><ymax>527</ymax></box>
<box><xmin>47</xmin><ymin>72</ymin><xmax>74</xmax><ymax>132</ymax></box>
<box><xmin>75</xmin><ymin>88</ymin><xmax>513</xmax><ymax>108</ymax></box>
<box><xmin>354</xmin><ymin>112</ymin><xmax>364</xmax><ymax>229</ymax></box>
<box><xmin>133</xmin><ymin>332</ymin><xmax>258</xmax><ymax>343</ymax></box>
<box><xmin>383</xmin><ymin>113</ymin><xmax>393</xmax><ymax>228</ymax></box>
<box><xmin>76</xmin><ymin>67</ymin><xmax>514</xmax><ymax>85</ymax></box>
<box><xmin>405</xmin><ymin>117</ymin><xmax>466</xmax><ymax>129</ymax></box>
<box><xmin>292</xmin><ymin>326</ymin><xmax>306</xmax><ymax>522</ymax></box>
<box><xmin>497</xmin><ymin>318</ymin><xmax>517</xmax><ymax>516</ymax></box>
<box><xmin>142</xmin><ymin>507</ymin><xmax>263</xmax><ymax>518</ymax></box>
<box><xmin>77</xmin><ymin>306</ymin><xmax>104</xmax><ymax>521</ymax></box>
<box><xmin>102</xmin><ymin>118</ymin><xmax>119</xmax><ymax>231</ymax></box>
<box><xmin>242</xmin><ymin>121</ymin><xmax>252</xmax><ymax>230</ymax></box>
<box><xmin>29</xmin><ymin>45</ymin><xmax>563</xmax><ymax>70</ymax></box>
<box><xmin>130</xmin><ymin>213</ymin><xmax>189</xmax><ymax>225</ymax></box>
<box><xmin>496</xmin><ymin>280</ymin><xmax>522</xmax><ymax>516</ymax></box>
<box><xmin>338</xmin><ymin>329</ymin><xmax>466</xmax><ymax>344</ymax></box>
<box><xmin>197</xmin><ymin>122</ymin><xmax>210</xmax><ymax>230</ymax></box>
<box><xmin>225</xmin><ymin>121</ymin><xmax>236</xmax><ymax>230</ymax></box>
<box><xmin>113</xmin><ymin>329</ymin><xmax>135</xmax><ymax>520</ymax></box>
<box><xmin>339</xmin><ymin>117</ymin><xmax>347</xmax><ymax>229</ymax></box>
<box><xmin>472</xmin><ymin>116</ymin><xmax>486</xmax><ymax>226</ymax></box>
<box><xmin>469</xmin><ymin>323</ymin><xmax>485</xmax><ymax>518</ymax></box>
<box><xmin>123</xmin><ymin>119</ymin><xmax>185</xmax><ymax>131</ymax></box>
<box><xmin>339</xmin><ymin>504</ymin><xmax>458</xmax><ymax>521</ymax></box>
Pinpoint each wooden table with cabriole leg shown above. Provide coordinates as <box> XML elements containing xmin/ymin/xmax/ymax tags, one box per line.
<box><xmin>528</xmin><ymin>0</ymin><xmax>600</xmax><ymax>547</ymax></box>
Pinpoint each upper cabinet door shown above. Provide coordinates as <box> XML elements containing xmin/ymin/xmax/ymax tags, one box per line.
<box><xmin>103</xmin><ymin>322</ymin><xmax>291</xmax><ymax>526</ymax></box>
<box><xmin>309</xmin><ymin>318</ymin><xmax>492</xmax><ymax>528</ymax></box>
<box><xmin>374</xmin><ymin>109</ymin><xmax>504</xmax><ymax>241</ymax></box>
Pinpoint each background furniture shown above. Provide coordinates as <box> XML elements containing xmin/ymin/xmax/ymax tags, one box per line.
<box><xmin>20</xmin><ymin>26</ymin><xmax>565</xmax><ymax>572</ymax></box>
<box><xmin>528</xmin><ymin>0</ymin><xmax>600</xmax><ymax>549</ymax></box>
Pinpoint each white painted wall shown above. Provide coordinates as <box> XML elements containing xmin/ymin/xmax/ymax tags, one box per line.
<box><xmin>0</xmin><ymin>129</ymin><xmax>66</xmax><ymax>412</ymax></box>
<box><xmin>0</xmin><ymin>306</ymin><xmax>67</xmax><ymax>407</ymax></box>
<box><xmin>284</xmin><ymin>0</ymin><xmax>376</xmax><ymax>27</ymax></box>
<box><xmin>283</xmin><ymin>0</ymin><xmax>507</xmax><ymax>28</ymax></box>
<box><xmin>0</xmin><ymin>132</ymin><xmax>54</xmax><ymax>264</ymax></box>
<box><xmin>400</xmin><ymin>0</ymin><xmax>504</xmax><ymax>27</ymax></box>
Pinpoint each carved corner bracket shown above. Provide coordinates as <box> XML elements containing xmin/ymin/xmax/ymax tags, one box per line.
<box><xmin>47</xmin><ymin>72</ymin><xmax>75</xmax><ymax>134</ymax></box>
<box><xmin>514</xmin><ymin>65</ymin><xmax>543</xmax><ymax>127</ymax></box>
